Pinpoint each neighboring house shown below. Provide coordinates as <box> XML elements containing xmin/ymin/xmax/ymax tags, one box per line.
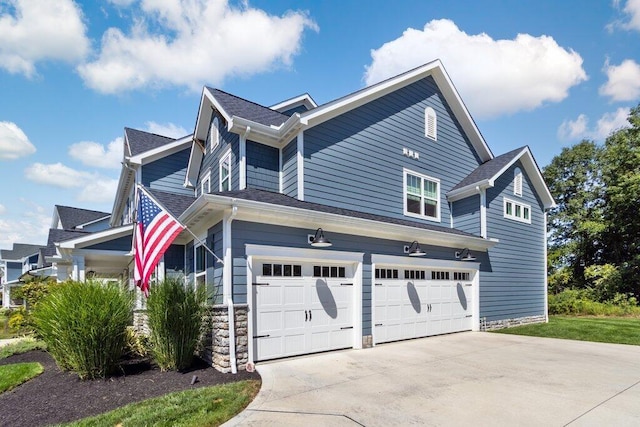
<box><xmin>1</xmin><ymin>243</ymin><xmax>43</xmax><ymax>308</ymax></box>
<box><xmin>45</xmin><ymin>59</ymin><xmax>554</xmax><ymax>373</ymax></box>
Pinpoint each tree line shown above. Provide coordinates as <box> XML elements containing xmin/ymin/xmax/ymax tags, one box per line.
<box><xmin>543</xmin><ymin>105</ymin><xmax>640</xmax><ymax>301</ymax></box>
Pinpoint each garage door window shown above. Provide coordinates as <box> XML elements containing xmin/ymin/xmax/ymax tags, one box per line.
<box><xmin>262</xmin><ymin>263</ymin><xmax>302</xmax><ymax>277</ymax></box>
<box><xmin>375</xmin><ymin>268</ymin><xmax>399</xmax><ymax>279</ymax></box>
<box><xmin>313</xmin><ymin>265</ymin><xmax>346</xmax><ymax>278</ymax></box>
<box><xmin>454</xmin><ymin>272</ymin><xmax>470</xmax><ymax>281</ymax></box>
<box><xmin>431</xmin><ymin>271</ymin><xmax>450</xmax><ymax>280</ymax></box>
<box><xmin>404</xmin><ymin>269</ymin><xmax>426</xmax><ymax>280</ymax></box>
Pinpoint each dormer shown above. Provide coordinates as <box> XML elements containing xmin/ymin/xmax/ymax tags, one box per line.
<box><xmin>270</xmin><ymin>93</ymin><xmax>318</xmax><ymax>116</ymax></box>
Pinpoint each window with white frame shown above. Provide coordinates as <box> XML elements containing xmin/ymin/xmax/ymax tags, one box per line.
<box><xmin>219</xmin><ymin>150</ymin><xmax>231</xmax><ymax>191</ymax></box>
<box><xmin>404</xmin><ymin>169</ymin><xmax>440</xmax><ymax>221</ymax></box>
<box><xmin>194</xmin><ymin>244</ymin><xmax>206</xmax><ymax>290</ymax></box>
<box><xmin>504</xmin><ymin>197</ymin><xmax>531</xmax><ymax>223</ymax></box>
<box><xmin>210</xmin><ymin>117</ymin><xmax>220</xmax><ymax>152</ymax></box>
<box><xmin>200</xmin><ymin>170</ymin><xmax>211</xmax><ymax>196</ymax></box>
<box><xmin>514</xmin><ymin>167</ymin><xmax>523</xmax><ymax>197</ymax></box>
<box><xmin>425</xmin><ymin>107</ymin><xmax>437</xmax><ymax>140</ymax></box>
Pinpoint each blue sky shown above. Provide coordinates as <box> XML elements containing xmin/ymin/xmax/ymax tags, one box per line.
<box><xmin>1</xmin><ymin>0</ymin><xmax>639</xmax><ymax>249</ymax></box>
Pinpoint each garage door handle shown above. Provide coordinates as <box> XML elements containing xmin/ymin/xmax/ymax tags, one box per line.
<box><xmin>465</xmin><ymin>283</ymin><xmax>472</xmax><ymax>287</ymax></box>
<box><xmin>375</xmin><ymin>283</ymin><xmax>383</xmax><ymax>286</ymax></box>
<box><xmin>309</xmin><ymin>310</ymin><xmax>312</xmax><ymax>321</ymax></box>
<box><xmin>305</xmin><ymin>310</ymin><xmax>309</xmax><ymax>322</ymax></box>
<box><xmin>253</xmin><ymin>282</ymin><xmax>269</xmax><ymax>286</ymax></box>
<box><xmin>375</xmin><ymin>323</ymin><xmax>383</xmax><ymax>326</ymax></box>
<box><xmin>340</xmin><ymin>283</ymin><xmax>353</xmax><ymax>286</ymax></box>
<box><xmin>254</xmin><ymin>335</ymin><xmax>270</xmax><ymax>339</ymax></box>
<box><xmin>340</xmin><ymin>326</ymin><xmax>353</xmax><ymax>330</ymax></box>
<box><xmin>465</xmin><ymin>315</ymin><xmax>472</xmax><ymax>318</ymax></box>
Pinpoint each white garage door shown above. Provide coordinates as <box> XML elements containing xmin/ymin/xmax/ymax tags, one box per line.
<box><xmin>375</xmin><ymin>267</ymin><xmax>473</xmax><ymax>344</ymax></box>
<box><xmin>253</xmin><ymin>262</ymin><xmax>354</xmax><ymax>361</ymax></box>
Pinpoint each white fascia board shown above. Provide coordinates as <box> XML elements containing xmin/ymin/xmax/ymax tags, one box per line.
<box><xmin>228</xmin><ymin>114</ymin><xmax>301</xmax><ymax>148</ymax></box>
<box><xmin>76</xmin><ymin>215</ymin><xmax>111</xmax><ymax>230</ymax></box>
<box><xmin>110</xmin><ymin>164</ymin><xmax>136</xmax><ymax>227</ymax></box>
<box><xmin>299</xmin><ymin>60</ymin><xmax>492</xmax><ymax>163</ymax></box>
<box><xmin>128</xmin><ymin>136</ymin><xmax>192</xmax><ymax>166</ymax></box>
<box><xmin>446</xmin><ymin>179</ymin><xmax>492</xmax><ymax>202</ymax></box>
<box><xmin>270</xmin><ymin>93</ymin><xmax>318</xmax><ymax>112</ymax></box>
<box><xmin>58</xmin><ymin>225</ymin><xmax>133</xmax><ymax>249</ymax></box>
<box><xmin>189</xmin><ymin>194</ymin><xmax>497</xmax><ymax>251</ymax></box>
<box><xmin>184</xmin><ymin>141</ymin><xmax>204</xmax><ymax>188</ymax></box>
<box><xmin>50</xmin><ymin>207</ymin><xmax>61</xmax><ymax>229</ymax></box>
<box><xmin>519</xmin><ymin>148</ymin><xmax>556</xmax><ymax>209</ymax></box>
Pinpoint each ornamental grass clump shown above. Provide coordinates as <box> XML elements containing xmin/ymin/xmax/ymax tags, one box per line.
<box><xmin>31</xmin><ymin>280</ymin><xmax>132</xmax><ymax>380</ymax></box>
<box><xmin>146</xmin><ymin>279</ymin><xmax>205</xmax><ymax>371</ymax></box>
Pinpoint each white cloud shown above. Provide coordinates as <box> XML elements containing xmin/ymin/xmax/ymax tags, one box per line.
<box><xmin>0</xmin><ymin>0</ymin><xmax>89</xmax><ymax>77</ymax></box>
<box><xmin>0</xmin><ymin>204</ymin><xmax>5</xmax><ymax>214</ymax></box>
<box><xmin>24</xmin><ymin>162</ymin><xmax>118</xmax><ymax>203</ymax></box>
<box><xmin>68</xmin><ymin>137</ymin><xmax>123</xmax><ymax>169</ymax></box>
<box><xmin>0</xmin><ymin>201</ymin><xmax>49</xmax><ymax>248</ymax></box>
<box><xmin>558</xmin><ymin>108</ymin><xmax>631</xmax><ymax>141</ymax></box>
<box><xmin>78</xmin><ymin>0</ymin><xmax>317</xmax><ymax>94</ymax></box>
<box><xmin>619</xmin><ymin>0</ymin><xmax>640</xmax><ymax>31</ymax></box>
<box><xmin>364</xmin><ymin>19</ymin><xmax>587</xmax><ymax>119</ymax></box>
<box><xmin>145</xmin><ymin>121</ymin><xmax>188</xmax><ymax>138</ymax></box>
<box><xmin>599</xmin><ymin>59</ymin><xmax>640</xmax><ymax>101</ymax></box>
<box><xmin>0</xmin><ymin>121</ymin><xmax>36</xmax><ymax>159</ymax></box>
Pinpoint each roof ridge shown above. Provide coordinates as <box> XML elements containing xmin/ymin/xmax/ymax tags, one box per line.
<box><xmin>55</xmin><ymin>205</ymin><xmax>111</xmax><ymax>215</ymax></box>
<box><xmin>125</xmin><ymin>127</ymin><xmax>177</xmax><ymax>141</ymax></box>
<box><xmin>208</xmin><ymin>87</ymin><xmax>288</xmax><ymax>118</ymax></box>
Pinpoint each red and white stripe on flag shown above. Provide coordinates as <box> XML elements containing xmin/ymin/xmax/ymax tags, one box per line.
<box><xmin>133</xmin><ymin>188</ymin><xmax>185</xmax><ymax>297</ymax></box>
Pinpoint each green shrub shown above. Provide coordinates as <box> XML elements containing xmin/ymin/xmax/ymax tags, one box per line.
<box><xmin>31</xmin><ymin>280</ymin><xmax>132</xmax><ymax>379</ymax></box>
<box><xmin>146</xmin><ymin>279</ymin><xmax>205</xmax><ymax>371</ymax></box>
<box><xmin>549</xmin><ymin>288</ymin><xmax>640</xmax><ymax>316</ymax></box>
<box><xmin>8</xmin><ymin>308</ymin><xmax>28</xmax><ymax>331</ymax></box>
<box><xmin>584</xmin><ymin>264</ymin><xmax>622</xmax><ymax>302</ymax></box>
<box><xmin>124</xmin><ymin>326</ymin><xmax>150</xmax><ymax>358</ymax></box>
<box><xmin>12</xmin><ymin>278</ymin><xmax>60</xmax><ymax>309</ymax></box>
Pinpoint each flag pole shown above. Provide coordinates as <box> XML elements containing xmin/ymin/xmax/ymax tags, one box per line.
<box><xmin>137</xmin><ymin>185</ymin><xmax>224</xmax><ymax>265</ymax></box>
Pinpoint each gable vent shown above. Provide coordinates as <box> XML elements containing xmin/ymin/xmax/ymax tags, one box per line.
<box><xmin>425</xmin><ymin>107</ymin><xmax>437</xmax><ymax>140</ymax></box>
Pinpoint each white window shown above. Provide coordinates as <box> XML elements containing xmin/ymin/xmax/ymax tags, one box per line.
<box><xmin>425</xmin><ymin>107</ymin><xmax>437</xmax><ymax>140</ymax></box>
<box><xmin>404</xmin><ymin>169</ymin><xmax>440</xmax><ymax>221</ymax></box>
<box><xmin>200</xmin><ymin>170</ymin><xmax>211</xmax><ymax>196</ymax></box>
<box><xmin>194</xmin><ymin>244</ymin><xmax>206</xmax><ymax>290</ymax></box>
<box><xmin>514</xmin><ymin>167</ymin><xmax>523</xmax><ymax>197</ymax></box>
<box><xmin>219</xmin><ymin>150</ymin><xmax>231</xmax><ymax>191</ymax></box>
<box><xmin>504</xmin><ymin>197</ymin><xmax>531</xmax><ymax>224</ymax></box>
<box><xmin>210</xmin><ymin>117</ymin><xmax>220</xmax><ymax>152</ymax></box>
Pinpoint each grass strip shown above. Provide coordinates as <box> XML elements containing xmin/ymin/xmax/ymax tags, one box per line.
<box><xmin>62</xmin><ymin>379</ymin><xmax>261</xmax><ymax>427</ymax></box>
<box><xmin>492</xmin><ymin>316</ymin><xmax>640</xmax><ymax>345</ymax></box>
<box><xmin>0</xmin><ymin>338</ymin><xmax>46</xmax><ymax>360</ymax></box>
<box><xmin>0</xmin><ymin>362</ymin><xmax>44</xmax><ymax>393</ymax></box>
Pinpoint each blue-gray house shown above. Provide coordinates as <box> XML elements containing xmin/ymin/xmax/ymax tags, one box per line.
<box><xmin>57</xmin><ymin>60</ymin><xmax>554</xmax><ymax>373</ymax></box>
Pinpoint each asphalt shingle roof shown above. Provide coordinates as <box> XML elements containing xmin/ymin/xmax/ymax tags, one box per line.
<box><xmin>207</xmin><ymin>188</ymin><xmax>477</xmax><ymax>238</ymax></box>
<box><xmin>207</xmin><ymin>88</ymin><xmax>290</xmax><ymax>127</ymax></box>
<box><xmin>0</xmin><ymin>243</ymin><xmax>43</xmax><ymax>260</ymax></box>
<box><xmin>42</xmin><ymin>229</ymin><xmax>90</xmax><ymax>258</ymax></box>
<box><xmin>450</xmin><ymin>146</ymin><xmax>526</xmax><ymax>192</ymax></box>
<box><xmin>147</xmin><ymin>188</ymin><xmax>196</xmax><ymax>218</ymax></box>
<box><xmin>125</xmin><ymin>128</ymin><xmax>178</xmax><ymax>157</ymax></box>
<box><xmin>56</xmin><ymin>205</ymin><xmax>110</xmax><ymax>230</ymax></box>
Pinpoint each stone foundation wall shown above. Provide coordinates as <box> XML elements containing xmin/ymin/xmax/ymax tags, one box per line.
<box><xmin>362</xmin><ymin>335</ymin><xmax>373</xmax><ymax>348</ymax></box>
<box><xmin>481</xmin><ymin>315</ymin><xmax>546</xmax><ymax>331</ymax></box>
<box><xmin>201</xmin><ymin>304</ymin><xmax>249</xmax><ymax>373</ymax></box>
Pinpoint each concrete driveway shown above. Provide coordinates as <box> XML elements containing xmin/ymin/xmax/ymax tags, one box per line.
<box><xmin>225</xmin><ymin>332</ymin><xmax>640</xmax><ymax>426</ymax></box>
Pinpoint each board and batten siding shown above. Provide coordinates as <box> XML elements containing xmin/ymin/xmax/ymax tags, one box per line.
<box><xmin>230</xmin><ymin>220</ymin><xmax>477</xmax><ymax>337</ymax></box>
<box><xmin>196</xmin><ymin>113</ymin><xmax>239</xmax><ymax>196</ymax></box>
<box><xmin>141</xmin><ymin>148</ymin><xmax>192</xmax><ymax>196</ymax></box>
<box><xmin>206</xmin><ymin>222</ymin><xmax>223</xmax><ymax>304</ymax></box>
<box><xmin>481</xmin><ymin>161</ymin><xmax>546</xmax><ymax>321</ymax></box>
<box><xmin>303</xmin><ymin>76</ymin><xmax>481</xmax><ymax>226</ymax></box>
<box><xmin>246</xmin><ymin>141</ymin><xmax>279</xmax><ymax>192</ymax></box>
<box><xmin>282</xmin><ymin>138</ymin><xmax>298</xmax><ymax>197</ymax></box>
<box><xmin>452</xmin><ymin>195</ymin><xmax>480</xmax><ymax>235</ymax></box>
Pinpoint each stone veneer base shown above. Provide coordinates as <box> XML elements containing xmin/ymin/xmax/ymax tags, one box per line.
<box><xmin>481</xmin><ymin>315</ymin><xmax>547</xmax><ymax>331</ymax></box>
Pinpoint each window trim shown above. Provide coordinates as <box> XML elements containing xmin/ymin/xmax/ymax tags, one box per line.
<box><xmin>210</xmin><ymin>117</ymin><xmax>220</xmax><ymax>152</ymax></box>
<box><xmin>194</xmin><ymin>243</ymin><xmax>206</xmax><ymax>291</ymax></box>
<box><xmin>403</xmin><ymin>168</ymin><xmax>441</xmax><ymax>222</ymax></box>
<box><xmin>200</xmin><ymin>170</ymin><xmax>211</xmax><ymax>196</ymax></box>
<box><xmin>425</xmin><ymin>106</ymin><xmax>437</xmax><ymax>141</ymax></box>
<box><xmin>503</xmin><ymin>197</ymin><xmax>531</xmax><ymax>224</ymax></box>
<box><xmin>219</xmin><ymin>149</ymin><xmax>231</xmax><ymax>192</ymax></box>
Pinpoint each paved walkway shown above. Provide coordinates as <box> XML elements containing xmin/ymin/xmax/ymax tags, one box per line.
<box><xmin>225</xmin><ymin>332</ymin><xmax>640</xmax><ymax>426</ymax></box>
<box><xmin>0</xmin><ymin>337</ymin><xmax>26</xmax><ymax>348</ymax></box>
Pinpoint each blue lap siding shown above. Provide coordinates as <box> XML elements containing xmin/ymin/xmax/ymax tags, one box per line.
<box><xmin>246</xmin><ymin>141</ymin><xmax>279</xmax><ymax>192</ymax></box>
<box><xmin>141</xmin><ymin>148</ymin><xmax>192</xmax><ymax>196</ymax></box>
<box><xmin>282</xmin><ymin>138</ymin><xmax>298</xmax><ymax>197</ymax></box>
<box><xmin>452</xmin><ymin>195</ymin><xmax>480</xmax><ymax>235</ymax></box>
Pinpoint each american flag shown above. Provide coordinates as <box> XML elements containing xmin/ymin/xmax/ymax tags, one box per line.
<box><xmin>134</xmin><ymin>187</ymin><xmax>185</xmax><ymax>297</ymax></box>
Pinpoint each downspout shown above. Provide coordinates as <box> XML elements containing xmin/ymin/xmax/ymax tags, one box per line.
<box><xmin>224</xmin><ymin>204</ymin><xmax>239</xmax><ymax>374</ymax></box>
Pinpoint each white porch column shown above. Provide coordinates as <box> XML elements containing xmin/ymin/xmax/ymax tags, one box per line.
<box><xmin>72</xmin><ymin>256</ymin><xmax>85</xmax><ymax>281</ymax></box>
<box><xmin>296</xmin><ymin>131</ymin><xmax>304</xmax><ymax>200</ymax></box>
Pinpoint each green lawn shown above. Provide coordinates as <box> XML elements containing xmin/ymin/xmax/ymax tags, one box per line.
<box><xmin>492</xmin><ymin>315</ymin><xmax>640</xmax><ymax>345</ymax></box>
<box><xmin>0</xmin><ymin>362</ymin><xmax>44</xmax><ymax>393</ymax></box>
<box><xmin>63</xmin><ymin>379</ymin><xmax>261</xmax><ymax>427</ymax></box>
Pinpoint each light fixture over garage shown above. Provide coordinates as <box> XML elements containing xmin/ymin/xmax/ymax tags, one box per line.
<box><xmin>455</xmin><ymin>248</ymin><xmax>476</xmax><ymax>261</ymax></box>
<box><xmin>406</xmin><ymin>241</ymin><xmax>426</xmax><ymax>257</ymax></box>
<box><xmin>310</xmin><ymin>228</ymin><xmax>332</xmax><ymax>247</ymax></box>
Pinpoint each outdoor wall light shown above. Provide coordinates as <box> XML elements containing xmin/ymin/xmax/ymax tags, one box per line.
<box><xmin>455</xmin><ymin>248</ymin><xmax>476</xmax><ymax>261</ymax></box>
<box><xmin>406</xmin><ymin>241</ymin><xmax>426</xmax><ymax>257</ymax></box>
<box><xmin>310</xmin><ymin>228</ymin><xmax>332</xmax><ymax>247</ymax></box>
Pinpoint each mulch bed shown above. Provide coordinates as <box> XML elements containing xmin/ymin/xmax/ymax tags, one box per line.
<box><xmin>0</xmin><ymin>351</ymin><xmax>260</xmax><ymax>427</ymax></box>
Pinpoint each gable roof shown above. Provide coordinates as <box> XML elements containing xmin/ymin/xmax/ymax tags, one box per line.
<box><xmin>270</xmin><ymin>93</ymin><xmax>318</xmax><ymax>113</ymax></box>
<box><xmin>54</xmin><ymin>205</ymin><xmax>110</xmax><ymax>230</ymax></box>
<box><xmin>447</xmin><ymin>146</ymin><xmax>555</xmax><ymax>209</ymax></box>
<box><xmin>1</xmin><ymin>243</ymin><xmax>43</xmax><ymax>260</ymax></box>
<box><xmin>42</xmin><ymin>228</ymin><xmax>90</xmax><ymax>259</ymax></box>
<box><xmin>207</xmin><ymin>88</ymin><xmax>290</xmax><ymax>127</ymax></box>
<box><xmin>125</xmin><ymin>128</ymin><xmax>178</xmax><ymax>157</ymax></box>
